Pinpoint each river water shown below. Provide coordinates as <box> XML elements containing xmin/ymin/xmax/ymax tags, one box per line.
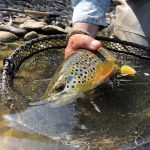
<box><xmin>0</xmin><ymin>41</ymin><xmax>150</xmax><ymax>150</ymax></box>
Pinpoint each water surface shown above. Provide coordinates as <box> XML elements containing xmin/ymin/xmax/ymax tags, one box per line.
<box><xmin>0</xmin><ymin>42</ymin><xmax>150</xmax><ymax>150</ymax></box>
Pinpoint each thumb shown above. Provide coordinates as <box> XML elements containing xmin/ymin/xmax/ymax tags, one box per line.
<box><xmin>89</xmin><ymin>39</ymin><xmax>102</xmax><ymax>50</ymax></box>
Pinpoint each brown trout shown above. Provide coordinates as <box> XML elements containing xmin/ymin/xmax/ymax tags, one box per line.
<box><xmin>31</xmin><ymin>48</ymin><xmax>136</xmax><ymax>107</ymax></box>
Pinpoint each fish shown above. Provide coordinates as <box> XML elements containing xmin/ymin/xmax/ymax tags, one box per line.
<box><xmin>30</xmin><ymin>48</ymin><xmax>136</xmax><ymax>107</ymax></box>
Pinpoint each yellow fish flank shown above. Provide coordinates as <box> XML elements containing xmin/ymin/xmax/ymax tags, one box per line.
<box><xmin>32</xmin><ymin>48</ymin><xmax>136</xmax><ymax>107</ymax></box>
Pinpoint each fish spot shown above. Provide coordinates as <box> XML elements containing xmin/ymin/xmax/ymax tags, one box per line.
<box><xmin>92</xmin><ymin>67</ymin><xmax>96</xmax><ymax>70</ymax></box>
<box><xmin>94</xmin><ymin>60</ymin><xmax>97</xmax><ymax>63</ymax></box>
<box><xmin>72</xmin><ymin>85</ymin><xmax>75</xmax><ymax>88</ymax></box>
<box><xmin>89</xmin><ymin>69</ymin><xmax>93</xmax><ymax>72</ymax></box>
<box><xmin>67</xmin><ymin>75</ymin><xmax>73</xmax><ymax>83</ymax></box>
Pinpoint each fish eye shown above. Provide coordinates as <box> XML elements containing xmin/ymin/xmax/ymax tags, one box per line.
<box><xmin>53</xmin><ymin>83</ymin><xmax>65</xmax><ymax>92</ymax></box>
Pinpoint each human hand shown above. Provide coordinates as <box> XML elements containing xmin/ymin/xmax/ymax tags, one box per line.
<box><xmin>65</xmin><ymin>34</ymin><xmax>101</xmax><ymax>58</ymax></box>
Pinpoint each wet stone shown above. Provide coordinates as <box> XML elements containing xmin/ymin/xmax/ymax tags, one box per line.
<box><xmin>0</xmin><ymin>4</ymin><xmax>7</xmax><ymax>7</ymax></box>
<box><xmin>19</xmin><ymin>19</ymin><xmax>47</xmax><ymax>31</ymax></box>
<box><xmin>24</xmin><ymin>31</ymin><xmax>39</xmax><ymax>41</ymax></box>
<box><xmin>13</xmin><ymin>17</ymin><xmax>27</xmax><ymax>24</ymax></box>
<box><xmin>1</xmin><ymin>11</ymin><xmax>11</xmax><ymax>17</ymax></box>
<box><xmin>62</xmin><ymin>19</ymin><xmax>71</xmax><ymax>27</ymax></box>
<box><xmin>52</xmin><ymin>21</ymin><xmax>66</xmax><ymax>29</ymax></box>
<box><xmin>0</xmin><ymin>12</ymin><xmax>3</xmax><ymax>18</ymax></box>
<box><xmin>42</xmin><ymin>25</ymin><xmax>67</xmax><ymax>34</ymax></box>
<box><xmin>0</xmin><ymin>31</ymin><xmax>18</xmax><ymax>42</ymax></box>
<box><xmin>1</xmin><ymin>0</ymin><xmax>11</xmax><ymax>4</ymax></box>
<box><xmin>0</xmin><ymin>25</ymin><xmax>27</xmax><ymax>35</ymax></box>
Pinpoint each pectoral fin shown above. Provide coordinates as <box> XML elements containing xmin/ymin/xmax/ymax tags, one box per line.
<box><xmin>93</xmin><ymin>61</ymin><xmax>115</xmax><ymax>84</ymax></box>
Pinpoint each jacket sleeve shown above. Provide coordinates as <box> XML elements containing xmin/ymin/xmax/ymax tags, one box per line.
<box><xmin>72</xmin><ymin>0</ymin><xmax>111</xmax><ymax>27</ymax></box>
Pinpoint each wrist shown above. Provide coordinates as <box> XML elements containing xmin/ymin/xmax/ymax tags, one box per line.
<box><xmin>66</xmin><ymin>29</ymin><xmax>91</xmax><ymax>44</ymax></box>
<box><xmin>72</xmin><ymin>22</ymin><xmax>99</xmax><ymax>37</ymax></box>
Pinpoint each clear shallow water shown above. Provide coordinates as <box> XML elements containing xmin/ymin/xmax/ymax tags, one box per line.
<box><xmin>0</xmin><ymin>43</ymin><xmax>150</xmax><ymax>150</ymax></box>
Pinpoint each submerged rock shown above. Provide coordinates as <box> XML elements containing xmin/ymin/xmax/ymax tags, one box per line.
<box><xmin>42</xmin><ymin>25</ymin><xmax>67</xmax><ymax>34</ymax></box>
<box><xmin>65</xmin><ymin>26</ymin><xmax>72</xmax><ymax>33</ymax></box>
<box><xmin>52</xmin><ymin>20</ymin><xmax>66</xmax><ymax>29</ymax></box>
<box><xmin>0</xmin><ymin>25</ymin><xmax>27</xmax><ymax>35</ymax></box>
<box><xmin>24</xmin><ymin>31</ymin><xmax>39</xmax><ymax>41</ymax></box>
<box><xmin>0</xmin><ymin>31</ymin><xmax>18</xmax><ymax>42</ymax></box>
<box><xmin>7</xmin><ymin>42</ymin><xmax>23</xmax><ymax>50</ymax></box>
<box><xmin>12</xmin><ymin>17</ymin><xmax>28</xmax><ymax>25</ymax></box>
<box><xmin>19</xmin><ymin>20</ymin><xmax>47</xmax><ymax>31</ymax></box>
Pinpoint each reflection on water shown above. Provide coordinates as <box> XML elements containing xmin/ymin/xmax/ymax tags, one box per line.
<box><xmin>0</xmin><ymin>43</ymin><xmax>150</xmax><ymax>149</ymax></box>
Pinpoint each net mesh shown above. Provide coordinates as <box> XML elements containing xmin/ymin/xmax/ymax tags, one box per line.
<box><xmin>1</xmin><ymin>34</ymin><xmax>150</xmax><ymax>96</ymax></box>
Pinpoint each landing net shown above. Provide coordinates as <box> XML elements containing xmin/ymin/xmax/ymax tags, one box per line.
<box><xmin>1</xmin><ymin>34</ymin><xmax>150</xmax><ymax>96</ymax></box>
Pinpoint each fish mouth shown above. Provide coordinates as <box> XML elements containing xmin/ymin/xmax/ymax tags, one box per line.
<box><xmin>29</xmin><ymin>92</ymin><xmax>81</xmax><ymax>108</ymax></box>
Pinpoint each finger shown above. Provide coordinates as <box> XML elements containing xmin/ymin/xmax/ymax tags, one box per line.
<box><xmin>65</xmin><ymin>34</ymin><xmax>101</xmax><ymax>58</ymax></box>
<box><xmin>69</xmin><ymin>34</ymin><xmax>101</xmax><ymax>51</ymax></box>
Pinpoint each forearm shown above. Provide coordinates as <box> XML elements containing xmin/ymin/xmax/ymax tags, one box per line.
<box><xmin>65</xmin><ymin>0</ymin><xmax>110</xmax><ymax>58</ymax></box>
<box><xmin>72</xmin><ymin>0</ymin><xmax>111</xmax><ymax>27</ymax></box>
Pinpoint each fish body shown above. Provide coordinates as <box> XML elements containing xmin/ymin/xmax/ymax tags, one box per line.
<box><xmin>31</xmin><ymin>48</ymin><xmax>136</xmax><ymax>107</ymax></box>
<box><xmin>45</xmin><ymin>49</ymin><xmax>113</xmax><ymax>93</ymax></box>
